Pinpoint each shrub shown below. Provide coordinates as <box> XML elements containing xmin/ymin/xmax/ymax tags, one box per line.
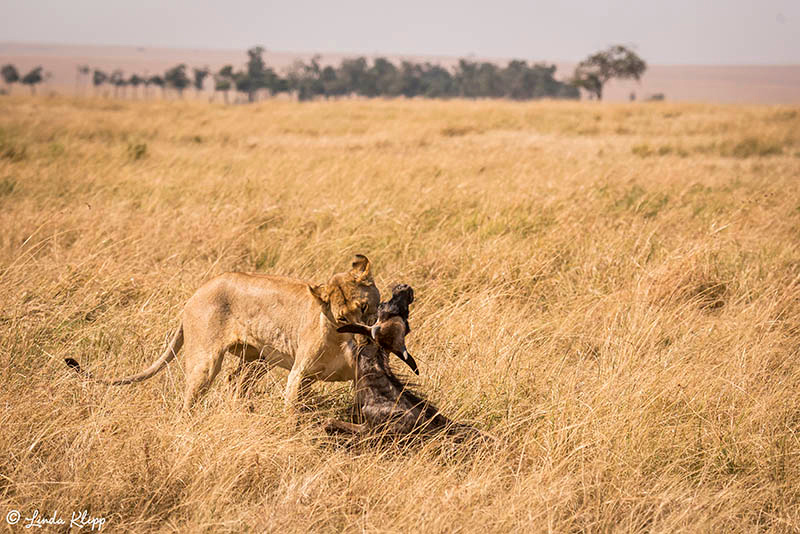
<box><xmin>725</xmin><ymin>137</ymin><xmax>783</xmax><ymax>158</ymax></box>
<box><xmin>440</xmin><ymin>125</ymin><xmax>480</xmax><ymax>137</ymax></box>
<box><xmin>0</xmin><ymin>176</ymin><xmax>15</xmax><ymax>196</ymax></box>
<box><xmin>127</xmin><ymin>142</ymin><xmax>148</xmax><ymax>161</ymax></box>
<box><xmin>1</xmin><ymin>139</ymin><xmax>27</xmax><ymax>162</ymax></box>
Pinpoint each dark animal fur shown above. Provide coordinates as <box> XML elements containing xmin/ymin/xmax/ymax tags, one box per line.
<box><xmin>378</xmin><ymin>284</ymin><xmax>414</xmax><ymax>334</ymax></box>
<box><xmin>349</xmin><ymin>337</ymin><xmax>474</xmax><ymax>437</ymax></box>
<box><xmin>327</xmin><ymin>285</ymin><xmax>484</xmax><ymax>442</ymax></box>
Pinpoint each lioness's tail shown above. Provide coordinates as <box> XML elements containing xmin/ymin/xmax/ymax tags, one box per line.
<box><xmin>65</xmin><ymin>325</ymin><xmax>184</xmax><ymax>385</ymax></box>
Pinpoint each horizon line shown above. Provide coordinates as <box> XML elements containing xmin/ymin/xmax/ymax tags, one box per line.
<box><xmin>3</xmin><ymin>40</ymin><xmax>800</xmax><ymax>69</ymax></box>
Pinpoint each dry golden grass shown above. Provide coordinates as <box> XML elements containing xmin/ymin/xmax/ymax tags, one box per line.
<box><xmin>1</xmin><ymin>94</ymin><xmax>799</xmax><ymax>532</ymax></box>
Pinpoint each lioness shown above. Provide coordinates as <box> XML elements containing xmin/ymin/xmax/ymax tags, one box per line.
<box><xmin>66</xmin><ymin>255</ymin><xmax>380</xmax><ymax>411</ymax></box>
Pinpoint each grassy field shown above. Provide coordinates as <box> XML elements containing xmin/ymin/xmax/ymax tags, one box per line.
<box><xmin>1</xmin><ymin>95</ymin><xmax>799</xmax><ymax>532</ymax></box>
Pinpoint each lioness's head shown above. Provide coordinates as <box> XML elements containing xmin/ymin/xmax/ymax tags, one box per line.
<box><xmin>308</xmin><ymin>254</ymin><xmax>380</xmax><ymax>326</ymax></box>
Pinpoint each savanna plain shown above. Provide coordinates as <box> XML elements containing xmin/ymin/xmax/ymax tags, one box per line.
<box><xmin>1</xmin><ymin>94</ymin><xmax>799</xmax><ymax>533</ymax></box>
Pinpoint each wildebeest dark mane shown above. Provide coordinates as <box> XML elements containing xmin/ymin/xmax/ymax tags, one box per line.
<box><xmin>357</xmin><ymin>341</ymin><xmax>448</xmax><ymax>429</ymax></box>
<box><xmin>378</xmin><ymin>284</ymin><xmax>414</xmax><ymax>333</ymax></box>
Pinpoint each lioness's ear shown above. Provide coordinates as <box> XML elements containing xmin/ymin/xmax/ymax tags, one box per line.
<box><xmin>350</xmin><ymin>254</ymin><xmax>372</xmax><ymax>283</ymax></box>
<box><xmin>308</xmin><ymin>284</ymin><xmax>331</xmax><ymax>304</ymax></box>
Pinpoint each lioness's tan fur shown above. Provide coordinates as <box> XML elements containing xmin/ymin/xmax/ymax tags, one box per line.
<box><xmin>68</xmin><ymin>255</ymin><xmax>379</xmax><ymax>411</ymax></box>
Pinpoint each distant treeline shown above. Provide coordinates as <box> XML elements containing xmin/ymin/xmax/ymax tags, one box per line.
<box><xmin>281</xmin><ymin>54</ymin><xmax>579</xmax><ymax>101</ymax></box>
<box><xmin>2</xmin><ymin>47</ymin><xmax>579</xmax><ymax>102</ymax></box>
<box><xmin>2</xmin><ymin>45</ymin><xmax>647</xmax><ymax>102</ymax></box>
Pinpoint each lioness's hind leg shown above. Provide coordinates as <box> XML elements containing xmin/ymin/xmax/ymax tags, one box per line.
<box><xmin>183</xmin><ymin>348</ymin><xmax>226</xmax><ymax>411</ymax></box>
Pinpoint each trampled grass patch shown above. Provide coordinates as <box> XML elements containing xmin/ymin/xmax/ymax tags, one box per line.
<box><xmin>723</xmin><ymin>136</ymin><xmax>784</xmax><ymax>158</ymax></box>
<box><xmin>634</xmin><ymin>137</ymin><xmax>789</xmax><ymax>159</ymax></box>
<box><xmin>0</xmin><ymin>135</ymin><xmax>27</xmax><ymax>162</ymax></box>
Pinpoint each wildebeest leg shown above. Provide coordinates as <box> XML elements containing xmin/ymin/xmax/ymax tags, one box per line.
<box><xmin>324</xmin><ymin>418</ymin><xmax>367</xmax><ymax>435</ymax></box>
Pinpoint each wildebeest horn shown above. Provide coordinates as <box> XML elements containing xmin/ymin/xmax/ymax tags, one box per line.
<box><xmin>337</xmin><ymin>323</ymin><xmax>373</xmax><ymax>337</ymax></box>
<box><xmin>398</xmin><ymin>349</ymin><xmax>419</xmax><ymax>375</ymax></box>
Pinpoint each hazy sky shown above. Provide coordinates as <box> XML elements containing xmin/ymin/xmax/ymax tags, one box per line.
<box><xmin>1</xmin><ymin>1</ymin><xmax>798</xmax><ymax>64</ymax></box>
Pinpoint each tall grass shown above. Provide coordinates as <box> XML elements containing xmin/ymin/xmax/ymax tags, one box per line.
<box><xmin>1</xmin><ymin>95</ymin><xmax>799</xmax><ymax>532</ymax></box>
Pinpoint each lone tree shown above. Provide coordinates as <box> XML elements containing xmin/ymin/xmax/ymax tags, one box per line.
<box><xmin>147</xmin><ymin>74</ymin><xmax>165</xmax><ymax>98</ymax></box>
<box><xmin>192</xmin><ymin>67</ymin><xmax>210</xmax><ymax>96</ymax></box>
<box><xmin>242</xmin><ymin>46</ymin><xmax>276</xmax><ymax>102</ymax></box>
<box><xmin>128</xmin><ymin>74</ymin><xmax>143</xmax><ymax>98</ymax></box>
<box><xmin>164</xmin><ymin>64</ymin><xmax>190</xmax><ymax>97</ymax></box>
<box><xmin>110</xmin><ymin>69</ymin><xmax>127</xmax><ymax>98</ymax></box>
<box><xmin>2</xmin><ymin>64</ymin><xmax>20</xmax><ymax>93</ymax></box>
<box><xmin>287</xmin><ymin>56</ymin><xmax>324</xmax><ymax>101</ymax></box>
<box><xmin>572</xmin><ymin>45</ymin><xmax>646</xmax><ymax>101</ymax></box>
<box><xmin>21</xmin><ymin>66</ymin><xmax>44</xmax><ymax>95</ymax></box>
<box><xmin>214</xmin><ymin>65</ymin><xmax>234</xmax><ymax>103</ymax></box>
<box><xmin>93</xmin><ymin>69</ymin><xmax>108</xmax><ymax>96</ymax></box>
<box><xmin>76</xmin><ymin>64</ymin><xmax>90</xmax><ymax>93</ymax></box>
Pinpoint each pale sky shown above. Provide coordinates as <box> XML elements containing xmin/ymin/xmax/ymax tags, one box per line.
<box><xmin>1</xmin><ymin>0</ymin><xmax>798</xmax><ymax>64</ymax></box>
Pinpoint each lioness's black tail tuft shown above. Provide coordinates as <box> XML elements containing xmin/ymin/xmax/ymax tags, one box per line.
<box><xmin>65</xmin><ymin>358</ymin><xmax>88</xmax><ymax>377</ymax></box>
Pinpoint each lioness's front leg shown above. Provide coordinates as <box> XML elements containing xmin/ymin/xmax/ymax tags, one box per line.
<box><xmin>283</xmin><ymin>370</ymin><xmax>316</xmax><ymax>411</ymax></box>
<box><xmin>284</xmin><ymin>356</ymin><xmax>312</xmax><ymax>414</ymax></box>
<box><xmin>285</xmin><ymin>337</ymin><xmax>332</xmax><ymax>412</ymax></box>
